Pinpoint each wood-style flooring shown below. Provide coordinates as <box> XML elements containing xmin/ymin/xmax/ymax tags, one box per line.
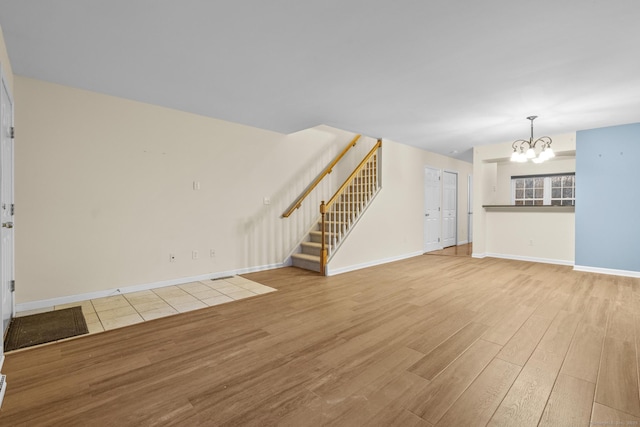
<box><xmin>1</xmin><ymin>255</ymin><xmax>639</xmax><ymax>426</ymax></box>
<box><xmin>426</xmin><ymin>243</ymin><xmax>473</xmax><ymax>257</ymax></box>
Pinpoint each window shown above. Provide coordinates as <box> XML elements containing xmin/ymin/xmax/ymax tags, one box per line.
<box><xmin>512</xmin><ymin>173</ymin><xmax>575</xmax><ymax>206</ymax></box>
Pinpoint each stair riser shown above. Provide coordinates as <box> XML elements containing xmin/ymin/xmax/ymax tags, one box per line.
<box><xmin>348</xmin><ymin>182</ymin><xmax>376</xmax><ymax>190</ymax></box>
<box><xmin>315</xmin><ymin>223</ymin><xmax>348</xmax><ymax>234</ymax></box>
<box><xmin>309</xmin><ymin>232</ymin><xmax>327</xmax><ymax>243</ymax></box>
<box><xmin>292</xmin><ymin>257</ymin><xmax>321</xmax><ymax>273</ymax></box>
<box><xmin>332</xmin><ymin>202</ymin><xmax>365</xmax><ymax>210</ymax></box>
<box><xmin>340</xmin><ymin>194</ymin><xmax>371</xmax><ymax>202</ymax></box>
<box><xmin>325</xmin><ymin>213</ymin><xmax>355</xmax><ymax>221</ymax></box>
<box><xmin>301</xmin><ymin>244</ymin><xmax>321</xmax><ymax>256</ymax></box>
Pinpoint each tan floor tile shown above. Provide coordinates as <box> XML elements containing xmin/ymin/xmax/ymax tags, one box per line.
<box><xmin>212</xmin><ymin>284</ymin><xmax>245</xmax><ymax>294</ymax></box>
<box><xmin>171</xmin><ymin>300</ymin><xmax>207</xmax><ymax>313</ymax></box>
<box><xmin>153</xmin><ymin>286</ymin><xmax>188</xmax><ymax>298</ymax></box>
<box><xmin>207</xmin><ymin>280</ymin><xmax>238</xmax><ymax>290</ymax></box>
<box><xmin>131</xmin><ymin>299</ymin><xmax>173</xmax><ymax>313</ymax></box>
<box><xmin>201</xmin><ymin>295</ymin><xmax>234</xmax><ymax>307</ymax></box>
<box><xmin>190</xmin><ymin>288</ymin><xmax>224</xmax><ymax>301</ymax></box>
<box><xmin>55</xmin><ymin>300</ymin><xmax>96</xmax><ymax>314</ymax></box>
<box><xmin>101</xmin><ymin>313</ymin><xmax>144</xmax><ymax>330</ymax></box>
<box><xmin>179</xmin><ymin>282</ymin><xmax>212</xmax><ymax>294</ymax></box>
<box><xmin>16</xmin><ymin>307</ymin><xmax>54</xmax><ymax>317</ymax></box>
<box><xmin>161</xmin><ymin>294</ymin><xmax>200</xmax><ymax>306</ymax></box>
<box><xmin>224</xmin><ymin>276</ymin><xmax>256</xmax><ymax>286</ymax></box>
<box><xmin>96</xmin><ymin>305</ymin><xmax>138</xmax><ymax>321</ymax></box>
<box><xmin>253</xmin><ymin>287</ymin><xmax>277</xmax><ymax>295</ymax></box>
<box><xmin>124</xmin><ymin>290</ymin><xmax>162</xmax><ymax>304</ymax></box>
<box><xmin>16</xmin><ymin>283</ymin><xmax>240</xmax><ymax>336</ymax></box>
<box><xmin>84</xmin><ymin>312</ymin><xmax>100</xmax><ymax>324</ymax></box>
<box><xmin>236</xmin><ymin>283</ymin><xmax>276</xmax><ymax>294</ymax></box>
<box><xmin>87</xmin><ymin>322</ymin><xmax>105</xmax><ymax>334</ymax></box>
<box><xmin>91</xmin><ymin>295</ymin><xmax>131</xmax><ymax>311</ymax></box>
<box><xmin>226</xmin><ymin>289</ymin><xmax>258</xmax><ymax>300</ymax></box>
<box><xmin>139</xmin><ymin>306</ymin><xmax>179</xmax><ymax>321</ymax></box>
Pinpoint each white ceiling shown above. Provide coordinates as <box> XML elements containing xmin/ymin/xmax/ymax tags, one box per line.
<box><xmin>2</xmin><ymin>1</ymin><xmax>640</xmax><ymax>162</ymax></box>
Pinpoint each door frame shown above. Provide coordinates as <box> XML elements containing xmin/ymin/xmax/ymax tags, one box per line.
<box><xmin>467</xmin><ymin>174</ymin><xmax>473</xmax><ymax>244</ymax></box>
<box><xmin>423</xmin><ymin>165</ymin><xmax>442</xmax><ymax>253</ymax></box>
<box><xmin>0</xmin><ymin>63</ymin><xmax>15</xmax><ymax>364</ymax></box>
<box><xmin>442</xmin><ymin>169</ymin><xmax>458</xmax><ymax>248</ymax></box>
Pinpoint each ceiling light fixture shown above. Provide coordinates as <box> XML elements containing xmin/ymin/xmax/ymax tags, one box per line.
<box><xmin>510</xmin><ymin>116</ymin><xmax>554</xmax><ymax>163</ymax></box>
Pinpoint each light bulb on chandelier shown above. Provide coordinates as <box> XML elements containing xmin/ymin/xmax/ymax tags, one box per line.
<box><xmin>510</xmin><ymin>116</ymin><xmax>554</xmax><ymax>163</ymax></box>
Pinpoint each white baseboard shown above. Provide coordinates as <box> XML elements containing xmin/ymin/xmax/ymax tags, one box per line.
<box><xmin>485</xmin><ymin>253</ymin><xmax>574</xmax><ymax>266</ymax></box>
<box><xmin>573</xmin><ymin>265</ymin><xmax>640</xmax><ymax>278</ymax></box>
<box><xmin>326</xmin><ymin>251</ymin><xmax>424</xmax><ymax>276</ymax></box>
<box><xmin>0</xmin><ymin>374</ymin><xmax>6</xmax><ymax>410</ymax></box>
<box><xmin>472</xmin><ymin>253</ymin><xmax>486</xmax><ymax>259</ymax></box>
<box><xmin>0</xmin><ymin>354</ymin><xmax>4</xmax><ymax>370</ymax></box>
<box><xmin>15</xmin><ymin>262</ymin><xmax>286</xmax><ymax>313</ymax></box>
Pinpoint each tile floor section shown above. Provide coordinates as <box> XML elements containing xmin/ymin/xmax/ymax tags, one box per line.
<box><xmin>16</xmin><ymin>276</ymin><xmax>276</xmax><ymax>335</ymax></box>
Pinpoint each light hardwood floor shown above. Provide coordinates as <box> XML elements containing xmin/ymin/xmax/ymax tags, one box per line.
<box><xmin>1</xmin><ymin>255</ymin><xmax>639</xmax><ymax>426</ymax></box>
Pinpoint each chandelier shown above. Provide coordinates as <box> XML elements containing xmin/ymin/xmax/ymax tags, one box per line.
<box><xmin>510</xmin><ymin>116</ymin><xmax>554</xmax><ymax>163</ymax></box>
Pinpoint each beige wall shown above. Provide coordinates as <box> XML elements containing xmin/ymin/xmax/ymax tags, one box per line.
<box><xmin>473</xmin><ymin>133</ymin><xmax>576</xmax><ymax>263</ymax></box>
<box><xmin>485</xmin><ymin>211</ymin><xmax>575</xmax><ymax>264</ymax></box>
<box><xmin>15</xmin><ymin>76</ymin><xmax>365</xmax><ymax>304</ymax></box>
<box><xmin>0</xmin><ymin>24</ymin><xmax>14</xmax><ymax>93</ymax></box>
<box><xmin>328</xmin><ymin>140</ymin><xmax>473</xmax><ymax>273</ymax></box>
<box><xmin>15</xmin><ymin>76</ymin><xmax>472</xmax><ymax>304</ymax></box>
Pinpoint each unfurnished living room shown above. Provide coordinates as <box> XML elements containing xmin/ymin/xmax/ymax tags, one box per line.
<box><xmin>0</xmin><ymin>1</ymin><xmax>640</xmax><ymax>426</ymax></box>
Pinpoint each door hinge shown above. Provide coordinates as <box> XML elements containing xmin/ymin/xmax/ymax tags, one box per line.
<box><xmin>10</xmin><ymin>280</ymin><xmax>15</xmax><ymax>292</ymax></box>
<box><xmin>10</xmin><ymin>127</ymin><xmax>14</xmax><ymax>139</ymax></box>
<box><xmin>438</xmin><ymin>207</ymin><xmax>441</xmax><ymax>211</ymax></box>
<box><xmin>10</xmin><ymin>204</ymin><xmax>14</xmax><ymax>216</ymax></box>
<box><xmin>438</xmin><ymin>238</ymin><xmax>441</xmax><ymax>242</ymax></box>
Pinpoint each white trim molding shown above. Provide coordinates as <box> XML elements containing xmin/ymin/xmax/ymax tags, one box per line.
<box><xmin>573</xmin><ymin>265</ymin><xmax>640</xmax><ymax>278</ymax></box>
<box><xmin>472</xmin><ymin>253</ymin><xmax>486</xmax><ymax>259</ymax></box>
<box><xmin>16</xmin><ymin>262</ymin><xmax>286</xmax><ymax>313</ymax></box>
<box><xmin>485</xmin><ymin>253</ymin><xmax>574</xmax><ymax>266</ymax></box>
<box><xmin>327</xmin><ymin>251</ymin><xmax>424</xmax><ymax>276</ymax></box>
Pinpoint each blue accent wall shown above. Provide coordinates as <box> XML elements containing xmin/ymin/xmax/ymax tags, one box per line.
<box><xmin>575</xmin><ymin>123</ymin><xmax>640</xmax><ymax>272</ymax></box>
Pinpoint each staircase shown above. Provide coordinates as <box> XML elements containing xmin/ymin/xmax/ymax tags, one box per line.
<box><xmin>291</xmin><ymin>140</ymin><xmax>381</xmax><ymax>274</ymax></box>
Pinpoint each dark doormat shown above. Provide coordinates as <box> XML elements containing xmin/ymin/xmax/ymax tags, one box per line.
<box><xmin>4</xmin><ymin>306</ymin><xmax>88</xmax><ymax>351</ymax></box>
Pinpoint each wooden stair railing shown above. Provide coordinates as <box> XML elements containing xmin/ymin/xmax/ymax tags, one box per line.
<box><xmin>319</xmin><ymin>139</ymin><xmax>382</xmax><ymax>274</ymax></box>
<box><xmin>282</xmin><ymin>134</ymin><xmax>361</xmax><ymax>218</ymax></box>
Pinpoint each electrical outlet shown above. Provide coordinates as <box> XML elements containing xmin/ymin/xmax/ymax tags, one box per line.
<box><xmin>169</xmin><ymin>253</ymin><xmax>176</xmax><ymax>262</ymax></box>
<box><xmin>192</xmin><ymin>250</ymin><xmax>199</xmax><ymax>260</ymax></box>
<box><xmin>210</xmin><ymin>249</ymin><xmax>216</xmax><ymax>257</ymax></box>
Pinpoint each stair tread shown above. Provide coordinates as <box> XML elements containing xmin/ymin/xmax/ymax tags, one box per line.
<box><xmin>292</xmin><ymin>253</ymin><xmax>321</xmax><ymax>261</ymax></box>
<box><xmin>301</xmin><ymin>241</ymin><xmax>322</xmax><ymax>247</ymax></box>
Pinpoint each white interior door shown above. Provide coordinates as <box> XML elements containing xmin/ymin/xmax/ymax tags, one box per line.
<box><xmin>424</xmin><ymin>167</ymin><xmax>442</xmax><ymax>252</ymax></box>
<box><xmin>0</xmin><ymin>71</ymin><xmax>14</xmax><ymax>343</ymax></box>
<box><xmin>442</xmin><ymin>171</ymin><xmax>457</xmax><ymax>248</ymax></box>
